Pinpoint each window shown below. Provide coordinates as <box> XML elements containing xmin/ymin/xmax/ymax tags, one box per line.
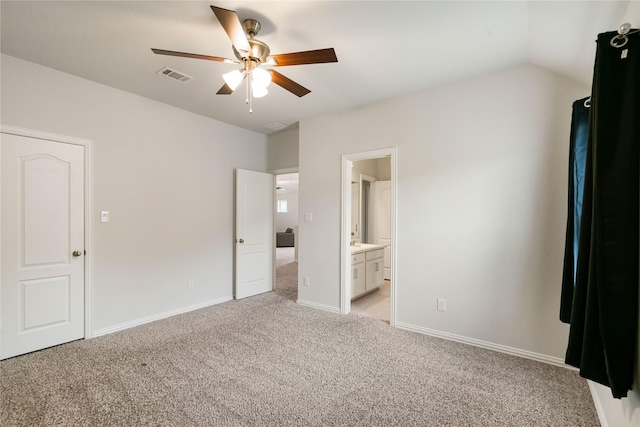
<box><xmin>277</xmin><ymin>200</ymin><xmax>288</xmax><ymax>213</ymax></box>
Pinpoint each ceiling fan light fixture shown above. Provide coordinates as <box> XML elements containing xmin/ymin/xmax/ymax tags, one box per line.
<box><xmin>252</xmin><ymin>67</ymin><xmax>272</xmax><ymax>88</ymax></box>
<box><xmin>153</xmin><ymin>6</ymin><xmax>338</xmax><ymax>113</ymax></box>
<box><xmin>252</xmin><ymin>84</ymin><xmax>268</xmax><ymax>98</ymax></box>
<box><xmin>223</xmin><ymin>69</ymin><xmax>246</xmax><ymax>90</ymax></box>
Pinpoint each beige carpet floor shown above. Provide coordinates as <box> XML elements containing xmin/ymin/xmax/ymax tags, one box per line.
<box><xmin>1</xmin><ymin>256</ymin><xmax>598</xmax><ymax>426</ymax></box>
<box><xmin>275</xmin><ymin>247</ymin><xmax>298</xmax><ymax>301</ymax></box>
<box><xmin>275</xmin><ymin>246</ymin><xmax>296</xmax><ymax>269</ymax></box>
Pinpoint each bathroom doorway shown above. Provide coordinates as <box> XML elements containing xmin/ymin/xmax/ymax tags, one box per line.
<box><xmin>341</xmin><ymin>148</ymin><xmax>397</xmax><ymax>325</ymax></box>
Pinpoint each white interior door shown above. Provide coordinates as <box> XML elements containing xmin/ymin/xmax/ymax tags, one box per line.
<box><xmin>373</xmin><ymin>181</ymin><xmax>391</xmax><ymax>280</ymax></box>
<box><xmin>1</xmin><ymin>133</ymin><xmax>85</xmax><ymax>359</ymax></box>
<box><xmin>235</xmin><ymin>169</ymin><xmax>273</xmax><ymax>299</ymax></box>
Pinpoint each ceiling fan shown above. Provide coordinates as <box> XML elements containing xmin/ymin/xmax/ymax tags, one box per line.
<box><xmin>152</xmin><ymin>5</ymin><xmax>338</xmax><ymax>112</ymax></box>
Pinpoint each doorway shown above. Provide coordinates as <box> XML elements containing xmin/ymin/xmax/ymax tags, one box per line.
<box><xmin>272</xmin><ymin>170</ymin><xmax>299</xmax><ymax>300</ymax></box>
<box><xmin>341</xmin><ymin>148</ymin><xmax>397</xmax><ymax>325</ymax></box>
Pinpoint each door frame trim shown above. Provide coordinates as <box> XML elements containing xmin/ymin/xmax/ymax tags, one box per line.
<box><xmin>340</xmin><ymin>148</ymin><xmax>397</xmax><ymax>326</ymax></box>
<box><xmin>0</xmin><ymin>125</ymin><xmax>94</xmax><ymax>339</ymax></box>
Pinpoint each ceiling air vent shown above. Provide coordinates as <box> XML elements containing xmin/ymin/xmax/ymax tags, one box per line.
<box><xmin>264</xmin><ymin>122</ymin><xmax>287</xmax><ymax>131</ymax></box>
<box><xmin>156</xmin><ymin>67</ymin><xmax>193</xmax><ymax>83</ymax></box>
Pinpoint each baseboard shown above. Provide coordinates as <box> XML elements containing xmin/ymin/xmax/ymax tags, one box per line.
<box><xmin>92</xmin><ymin>295</ymin><xmax>233</xmax><ymax>337</ymax></box>
<box><xmin>296</xmin><ymin>299</ymin><xmax>341</xmax><ymax>314</ymax></box>
<box><xmin>394</xmin><ymin>321</ymin><xmax>567</xmax><ymax>368</ymax></box>
<box><xmin>587</xmin><ymin>380</ymin><xmax>610</xmax><ymax>427</ymax></box>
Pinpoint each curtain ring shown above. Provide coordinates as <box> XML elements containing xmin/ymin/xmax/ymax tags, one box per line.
<box><xmin>610</xmin><ymin>34</ymin><xmax>629</xmax><ymax>48</ymax></box>
<box><xmin>611</xmin><ymin>23</ymin><xmax>631</xmax><ymax>48</ymax></box>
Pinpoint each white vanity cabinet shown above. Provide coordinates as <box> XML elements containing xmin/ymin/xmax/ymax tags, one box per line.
<box><xmin>351</xmin><ymin>245</ymin><xmax>386</xmax><ymax>300</ymax></box>
<box><xmin>351</xmin><ymin>253</ymin><xmax>365</xmax><ymax>298</ymax></box>
<box><xmin>365</xmin><ymin>249</ymin><xmax>385</xmax><ymax>292</ymax></box>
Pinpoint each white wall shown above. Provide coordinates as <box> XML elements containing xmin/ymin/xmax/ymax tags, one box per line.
<box><xmin>268</xmin><ymin>127</ymin><xmax>299</xmax><ymax>171</ymax></box>
<box><xmin>298</xmin><ymin>63</ymin><xmax>588</xmax><ymax>360</ymax></box>
<box><xmin>276</xmin><ymin>192</ymin><xmax>299</xmax><ymax>232</ymax></box>
<box><xmin>352</xmin><ymin>159</ymin><xmax>379</xmax><ymax>181</ymax></box>
<box><xmin>1</xmin><ymin>54</ymin><xmax>268</xmax><ymax>332</ymax></box>
<box><xmin>376</xmin><ymin>158</ymin><xmax>391</xmax><ymax>181</ymax></box>
<box><xmin>352</xmin><ymin>158</ymin><xmax>391</xmax><ymax>182</ymax></box>
<box><xmin>591</xmin><ymin>381</ymin><xmax>640</xmax><ymax>427</ymax></box>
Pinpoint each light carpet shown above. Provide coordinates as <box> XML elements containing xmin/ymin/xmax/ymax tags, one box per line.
<box><xmin>275</xmin><ymin>246</ymin><xmax>298</xmax><ymax>301</ymax></box>
<box><xmin>1</xmin><ymin>289</ymin><xmax>598</xmax><ymax>426</ymax></box>
<box><xmin>0</xmin><ymin>291</ymin><xmax>598</xmax><ymax>427</ymax></box>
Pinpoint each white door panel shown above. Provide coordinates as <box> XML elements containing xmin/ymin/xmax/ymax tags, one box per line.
<box><xmin>235</xmin><ymin>169</ymin><xmax>273</xmax><ymax>299</ymax></box>
<box><xmin>373</xmin><ymin>181</ymin><xmax>392</xmax><ymax>280</ymax></box>
<box><xmin>1</xmin><ymin>133</ymin><xmax>85</xmax><ymax>359</ymax></box>
<box><xmin>23</xmin><ymin>156</ymin><xmax>71</xmax><ymax>266</ymax></box>
<box><xmin>22</xmin><ymin>275</ymin><xmax>71</xmax><ymax>329</ymax></box>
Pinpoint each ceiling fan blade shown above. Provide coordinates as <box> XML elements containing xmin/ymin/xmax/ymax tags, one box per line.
<box><xmin>151</xmin><ymin>48</ymin><xmax>236</xmax><ymax>63</ymax></box>
<box><xmin>271</xmin><ymin>48</ymin><xmax>338</xmax><ymax>67</ymax></box>
<box><xmin>216</xmin><ymin>83</ymin><xmax>234</xmax><ymax>95</ymax></box>
<box><xmin>210</xmin><ymin>5</ymin><xmax>251</xmax><ymax>54</ymax></box>
<box><xmin>270</xmin><ymin>70</ymin><xmax>311</xmax><ymax>97</ymax></box>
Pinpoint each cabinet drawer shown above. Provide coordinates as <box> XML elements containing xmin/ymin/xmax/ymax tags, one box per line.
<box><xmin>366</xmin><ymin>248</ymin><xmax>384</xmax><ymax>261</ymax></box>
<box><xmin>366</xmin><ymin>258</ymin><xmax>385</xmax><ymax>291</ymax></box>
<box><xmin>352</xmin><ymin>253</ymin><xmax>365</xmax><ymax>264</ymax></box>
<box><xmin>351</xmin><ymin>264</ymin><xmax>366</xmax><ymax>298</ymax></box>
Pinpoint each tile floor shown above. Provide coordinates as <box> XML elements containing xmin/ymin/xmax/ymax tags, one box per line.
<box><xmin>350</xmin><ymin>280</ymin><xmax>390</xmax><ymax>323</ymax></box>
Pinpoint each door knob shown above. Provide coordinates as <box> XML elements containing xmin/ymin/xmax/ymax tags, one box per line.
<box><xmin>72</xmin><ymin>250</ymin><xmax>82</xmax><ymax>257</ymax></box>
<box><xmin>238</xmin><ymin>239</ymin><xmax>244</xmax><ymax>243</ymax></box>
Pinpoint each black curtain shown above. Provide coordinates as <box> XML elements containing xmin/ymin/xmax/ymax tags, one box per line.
<box><xmin>563</xmin><ymin>30</ymin><xmax>640</xmax><ymax>399</ymax></box>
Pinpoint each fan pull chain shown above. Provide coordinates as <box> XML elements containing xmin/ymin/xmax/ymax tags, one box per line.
<box><xmin>249</xmin><ymin>75</ymin><xmax>254</xmax><ymax>114</ymax></box>
<box><xmin>245</xmin><ymin>75</ymin><xmax>249</xmax><ymax>106</ymax></box>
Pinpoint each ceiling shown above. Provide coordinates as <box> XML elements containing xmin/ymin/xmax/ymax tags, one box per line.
<box><xmin>0</xmin><ymin>1</ymin><xmax>634</xmax><ymax>135</ymax></box>
<box><xmin>276</xmin><ymin>173</ymin><xmax>299</xmax><ymax>194</ymax></box>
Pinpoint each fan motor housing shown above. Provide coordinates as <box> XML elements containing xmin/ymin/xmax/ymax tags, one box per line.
<box><xmin>232</xmin><ymin>19</ymin><xmax>270</xmax><ymax>63</ymax></box>
<box><xmin>242</xmin><ymin>19</ymin><xmax>261</xmax><ymax>37</ymax></box>
<box><xmin>233</xmin><ymin>38</ymin><xmax>270</xmax><ymax>63</ymax></box>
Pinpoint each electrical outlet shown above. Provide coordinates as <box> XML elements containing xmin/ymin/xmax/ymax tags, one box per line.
<box><xmin>303</xmin><ymin>277</ymin><xmax>310</xmax><ymax>287</ymax></box>
<box><xmin>437</xmin><ymin>298</ymin><xmax>447</xmax><ymax>312</ymax></box>
<box><xmin>188</xmin><ymin>280</ymin><xmax>195</xmax><ymax>290</ymax></box>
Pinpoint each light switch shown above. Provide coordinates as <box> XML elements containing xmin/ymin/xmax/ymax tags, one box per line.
<box><xmin>101</xmin><ymin>211</ymin><xmax>110</xmax><ymax>223</ymax></box>
<box><xmin>304</xmin><ymin>212</ymin><xmax>313</xmax><ymax>222</ymax></box>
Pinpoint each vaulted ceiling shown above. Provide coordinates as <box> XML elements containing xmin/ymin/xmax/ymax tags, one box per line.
<box><xmin>1</xmin><ymin>1</ymin><xmax>634</xmax><ymax>134</ymax></box>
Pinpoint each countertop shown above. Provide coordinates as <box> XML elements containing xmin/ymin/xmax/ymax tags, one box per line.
<box><xmin>350</xmin><ymin>243</ymin><xmax>386</xmax><ymax>254</ymax></box>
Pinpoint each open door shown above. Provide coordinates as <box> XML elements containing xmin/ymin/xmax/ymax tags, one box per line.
<box><xmin>235</xmin><ymin>169</ymin><xmax>274</xmax><ymax>299</ymax></box>
<box><xmin>372</xmin><ymin>181</ymin><xmax>391</xmax><ymax>280</ymax></box>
